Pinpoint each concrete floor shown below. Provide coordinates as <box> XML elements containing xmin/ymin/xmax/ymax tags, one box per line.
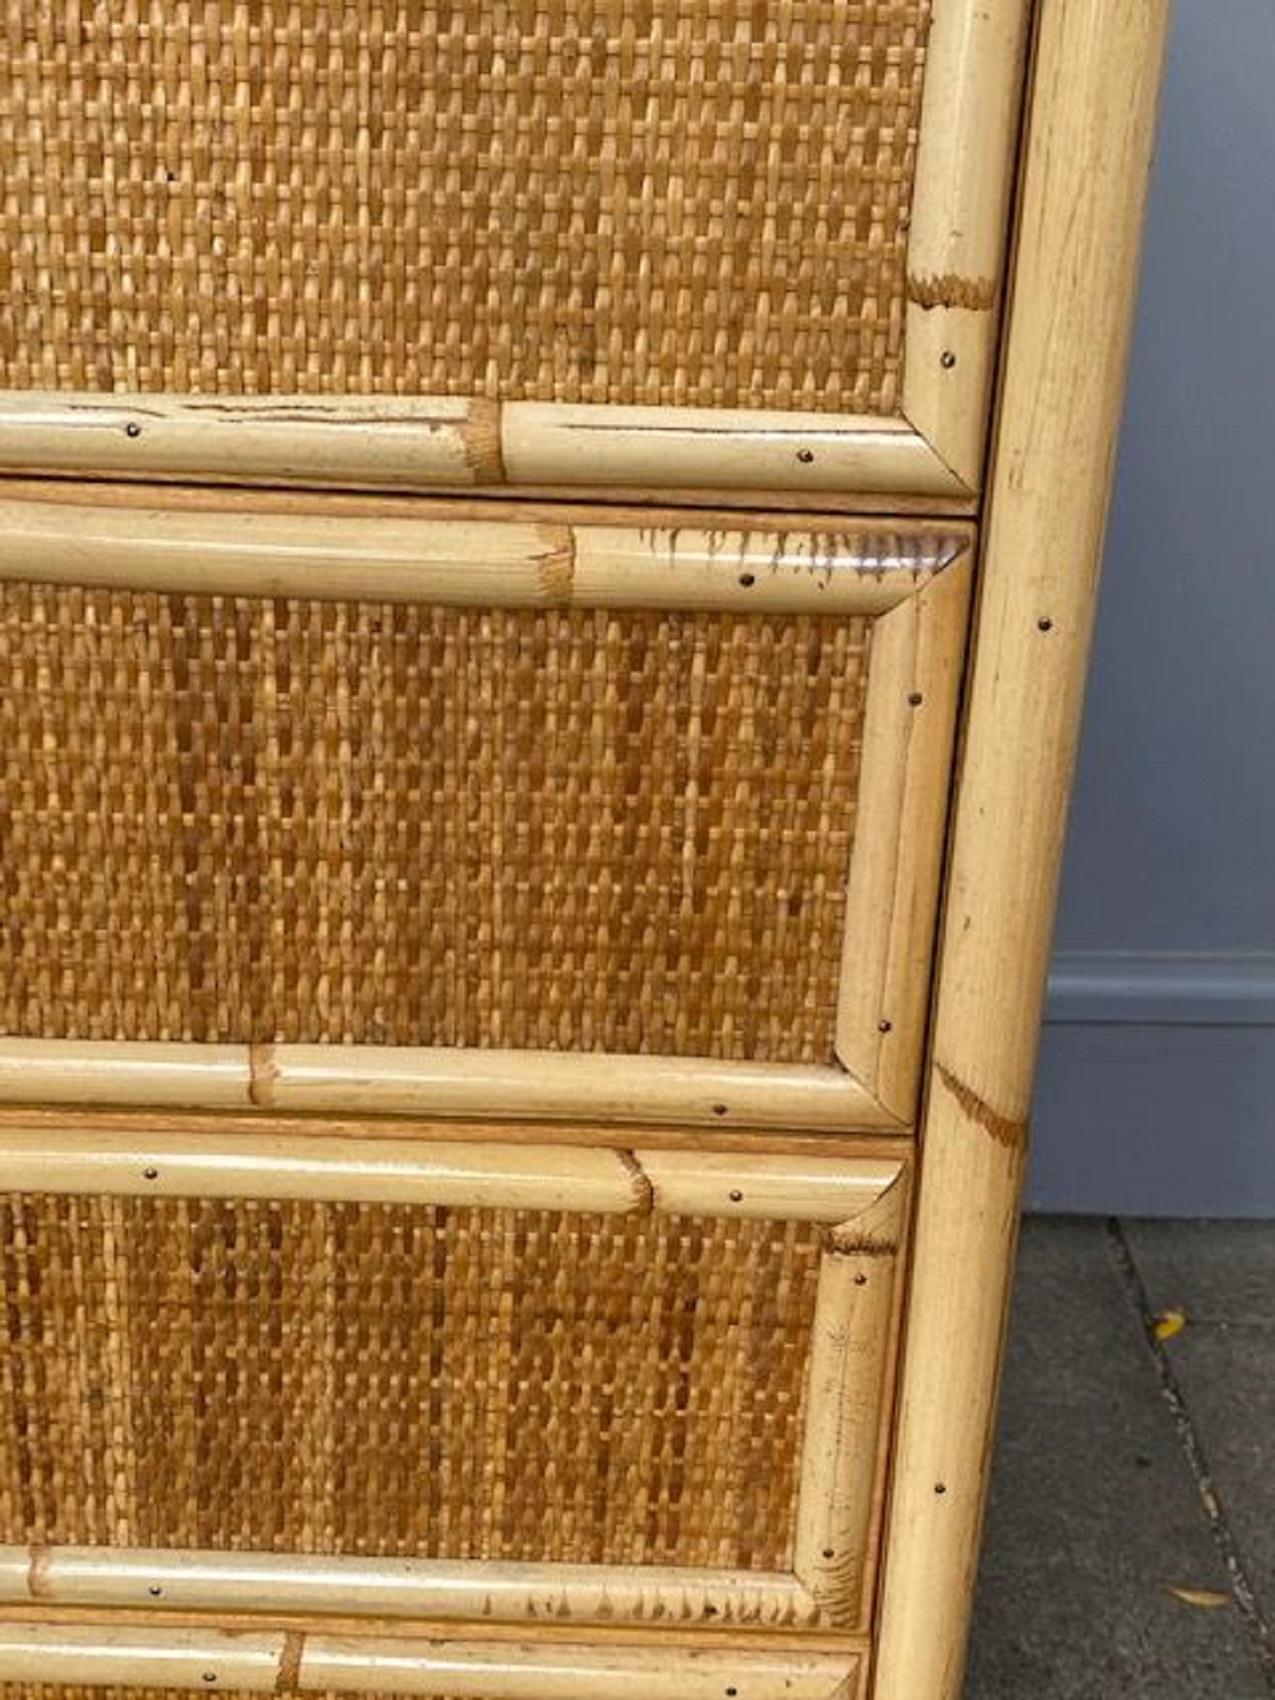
<box><xmin>967</xmin><ymin>1218</ymin><xmax>1275</xmax><ymax>1697</ymax></box>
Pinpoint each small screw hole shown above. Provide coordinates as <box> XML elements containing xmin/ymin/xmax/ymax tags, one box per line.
<box><xmin>940</xmin><ymin>351</ymin><xmax>957</xmax><ymax>370</ymax></box>
<box><xmin>908</xmin><ymin>691</ymin><xmax>924</xmax><ymax>707</ymax></box>
<box><xmin>125</xmin><ymin>421</ymin><xmax>143</xmax><ymax>438</ymax></box>
<box><xmin>738</xmin><ymin>572</ymin><xmax>756</xmax><ymax>588</ymax></box>
<box><xmin>712</xmin><ymin>1103</ymin><xmax>729</xmax><ymax>1117</ymax></box>
<box><xmin>822</xmin><ymin>1548</ymin><xmax>835</xmax><ymax>1560</ymax></box>
<box><xmin>854</xmin><ymin>1273</ymin><xmax>868</xmax><ymax>1286</ymax></box>
<box><xmin>877</xmin><ymin>1019</ymin><xmax>893</xmax><ymax>1034</ymax></box>
<box><xmin>148</xmin><ymin>1585</ymin><xmax>163</xmax><ymax>1597</ymax></box>
<box><xmin>726</xmin><ymin>1688</ymin><xmax>738</xmax><ymax>1696</ymax></box>
<box><xmin>729</xmin><ymin>1189</ymin><xmax>744</xmax><ymax>1203</ymax></box>
<box><xmin>142</xmin><ymin>1167</ymin><xmax>159</xmax><ymax>1181</ymax></box>
<box><xmin>1038</xmin><ymin>616</ymin><xmax>1054</xmax><ymax>632</ymax></box>
<box><xmin>935</xmin><ymin>1482</ymin><xmax>948</xmax><ymax>1496</ymax></box>
<box><xmin>202</xmin><ymin>1676</ymin><xmax>218</xmax><ymax>1686</ymax></box>
<box><xmin>796</xmin><ymin>447</ymin><xmax>815</xmax><ymax>464</ymax></box>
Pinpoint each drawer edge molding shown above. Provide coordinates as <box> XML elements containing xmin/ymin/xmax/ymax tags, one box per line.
<box><xmin>0</xmin><ymin>1621</ymin><xmax>860</xmax><ymax>1699</ymax></box>
<box><xmin>0</xmin><ymin>1129</ymin><xmax>903</xmax><ymax>1223</ymax></box>
<box><xmin>0</xmin><ymin>486</ymin><xmax>968</xmax><ymax>613</ymax></box>
<box><xmin>0</xmin><ymin>1042</ymin><xmax>904</xmax><ymax>1132</ymax></box>
<box><xmin>0</xmin><ymin>392</ymin><xmax>961</xmax><ymax>500</ymax></box>
<box><xmin>0</xmin><ymin>1550</ymin><xmax>816</xmax><ymax>1633</ymax></box>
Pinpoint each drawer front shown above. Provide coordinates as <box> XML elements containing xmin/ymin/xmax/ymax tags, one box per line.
<box><xmin>0</xmin><ymin>1</ymin><xmax>1030</xmax><ymax>497</ymax></box>
<box><xmin>0</xmin><ymin>1129</ymin><xmax>905</xmax><ymax>1634</ymax></box>
<box><xmin>0</xmin><ymin>489</ymin><xmax>971</xmax><ymax>1129</ymax></box>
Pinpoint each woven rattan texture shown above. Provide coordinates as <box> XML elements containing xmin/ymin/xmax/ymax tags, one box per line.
<box><xmin>0</xmin><ymin>583</ymin><xmax>871</xmax><ymax>1061</ymax></box>
<box><xmin>0</xmin><ymin>1193</ymin><xmax>823</xmax><ymax>1567</ymax></box>
<box><xmin>0</xmin><ymin>1</ymin><xmax>930</xmax><ymax>412</ymax></box>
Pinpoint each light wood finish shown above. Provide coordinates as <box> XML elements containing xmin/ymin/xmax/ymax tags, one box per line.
<box><xmin>299</xmin><ymin>1635</ymin><xmax>855</xmax><ymax>1699</ymax></box>
<box><xmin>0</xmin><ymin>1128</ymin><xmax>900</xmax><ymax>1224</ymax></box>
<box><xmin>265</xmin><ymin>1051</ymin><xmax>897</xmax><ymax>1131</ymax></box>
<box><xmin>835</xmin><ymin>552</ymin><xmax>972</xmax><ymax>1119</ymax></box>
<box><xmin>0</xmin><ymin>1549</ymin><xmax>816</xmax><ymax>1633</ymax></box>
<box><xmin>0</xmin><ymin>1130</ymin><xmax>644</xmax><ymax>1213</ymax></box>
<box><xmin>0</xmin><ymin>394</ymin><xmax>491</xmax><ymax>486</ymax></box>
<box><xmin>874</xmin><ymin>4</ymin><xmax>1171</xmax><ymax>1698</ymax></box>
<box><xmin>794</xmin><ymin>1172</ymin><xmax>908</xmax><ymax>1623</ymax></box>
<box><xmin>0</xmin><ymin>1042</ymin><xmax>249</xmax><ymax>1108</ymax></box>
<box><xmin>0</xmin><ymin>1622</ymin><xmax>858</xmax><ymax>1698</ymax></box>
<box><xmin>902</xmin><ymin>0</ymin><xmax>1033</xmax><ymax>486</ymax></box>
<box><xmin>0</xmin><ymin>490</ymin><xmax>962</xmax><ymax>614</ymax></box>
<box><xmin>0</xmin><ymin>1622</ymin><xmax>285</xmax><ymax>1689</ymax></box>
<box><xmin>635</xmin><ymin>1151</ymin><xmax>900</xmax><ymax>1224</ymax></box>
<box><xmin>0</xmin><ymin>396</ymin><xmax>960</xmax><ymax>500</ymax></box>
<box><xmin>499</xmin><ymin>406</ymin><xmax>962</xmax><ymax>497</ymax></box>
<box><xmin>0</xmin><ymin>1103</ymin><xmax>914</xmax><ymax>1165</ymax></box>
<box><xmin>0</xmin><ymin>1043</ymin><xmax>901</xmax><ymax>1130</ymax></box>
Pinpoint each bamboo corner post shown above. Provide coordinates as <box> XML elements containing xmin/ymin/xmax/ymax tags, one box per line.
<box><xmin>872</xmin><ymin>3</ymin><xmax>1172</xmax><ymax>1698</ymax></box>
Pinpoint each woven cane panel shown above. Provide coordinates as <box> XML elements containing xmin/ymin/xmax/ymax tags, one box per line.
<box><xmin>0</xmin><ymin>1193</ymin><xmax>823</xmax><ymax>1568</ymax></box>
<box><xmin>0</xmin><ymin>1</ymin><xmax>930</xmax><ymax>413</ymax></box>
<box><xmin>0</xmin><ymin>582</ymin><xmax>871</xmax><ymax>1062</ymax></box>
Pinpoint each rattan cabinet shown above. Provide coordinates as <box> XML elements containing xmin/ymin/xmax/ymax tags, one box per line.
<box><xmin>0</xmin><ymin>4</ymin><xmax>1167</xmax><ymax>1699</ymax></box>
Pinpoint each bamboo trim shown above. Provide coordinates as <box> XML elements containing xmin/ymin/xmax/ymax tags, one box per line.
<box><xmin>0</xmin><ymin>1550</ymin><xmax>818</xmax><ymax>1632</ymax></box>
<box><xmin>259</xmin><ymin>1047</ymin><xmax>899</xmax><ymax>1131</ymax></box>
<box><xmin>0</xmin><ymin>1130</ymin><xmax>643</xmax><ymax>1214</ymax></box>
<box><xmin>0</xmin><ymin>1149</ymin><xmax>906</xmax><ymax>1637</ymax></box>
<box><xmin>0</xmin><ymin>1043</ymin><xmax>897</xmax><ymax>1130</ymax></box>
<box><xmin>834</xmin><ymin>554</ymin><xmax>973</xmax><ymax>1120</ymax></box>
<box><xmin>0</xmin><ymin>395</ymin><xmax>962</xmax><ymax>500</ymax></box>
<box><xmin>0</xmin><ymin>1042</ymin><xmax>249</xmax><ymax>1108</ymax></box>
<box><xmin>0</xmin><ymin>1129</ymin><xmax>901</xmax><ymax>1224</ymax></box>
<box><xmin>874</xmin><ymin>5</ymin><xmax>1171</xmax><ymax>1698</ymax></box>
<box><xmin>0</xmin><ymin>1104</ymin><xmax>914</xmax><ymax>1165</ymax></box>
<box><xmin>299</xmin><ymin>1635</ymin><xmax>855</xmax><ymax>1699</ymax></box>
<box><xmin>500</xmin><ymin>406</ymin><xmax>963</xmax><ymax>496</ymax></box>
<box><xmin>0</xmin><ymin>491</ymin><xmax>960</xmax><ymax>613</ymax></box>
<box><xmin>0</xmin><ymin>1623</ymin><xmax>285</xmax><ymax>1689</ymax></box>
<box><xmin>902</xmin><ymin>0</ymin><xmax>1034</xmax><ymax>487</ymax></box>
<box><xmin>794</xmin><ymin>1173</ymin><xmax>908</xmax><ymax>1622</ymax></box>
<box><xmin>0</xmin><ymin>1622</ymin><xmax>858</xmax><ymax>1698</ymax></box>
<box><xmin>634</xmin><ymin>1152</ymin><xmax>902</xmax><ymax>1224</ymax></box>
<box><xmin>0</xmin><ymin>393</ymin><xmax>493</xmax><ymax>486</ymax></box>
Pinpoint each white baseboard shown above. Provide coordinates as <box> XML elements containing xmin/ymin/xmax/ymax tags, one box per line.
<box><xmin>1047</xmin><ymin>950</ymin><xmax>1275</xmax><ymax>1027</ymax></box>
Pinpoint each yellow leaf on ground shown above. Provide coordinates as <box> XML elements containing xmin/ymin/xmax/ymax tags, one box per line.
<box><xmin>1153</xmin><ymin>1308</ymin><xmax>1186</xmax><ymax>1342</ymax></box>
<box><xmin>1168</xmin><ymin>1586</ymin><xmax>1229</xmax><ymax>1610</ymax></box>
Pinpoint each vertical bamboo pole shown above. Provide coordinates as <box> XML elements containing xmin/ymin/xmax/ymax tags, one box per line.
<box><xmin>873</xmin><ymin>4</ymin><xmax>1171</xmax><ymax>1698</ymax></box>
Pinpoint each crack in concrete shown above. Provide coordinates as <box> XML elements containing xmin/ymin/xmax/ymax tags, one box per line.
<box><xmin>1106</xmin><ymin>1217</ymin><xmax>1275</xmax><ymax>1693</ymax></box>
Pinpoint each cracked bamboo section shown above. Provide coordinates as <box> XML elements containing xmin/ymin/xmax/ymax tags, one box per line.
<box><xmin>0</xmin><ymin>1139</ymin><xmax>904</xmax><ymax>1634</ymax></box>
<box><xmin>875</xmin><ymin>3</ymin><xmax>1171</xmax><ymax>1696</ymax></box>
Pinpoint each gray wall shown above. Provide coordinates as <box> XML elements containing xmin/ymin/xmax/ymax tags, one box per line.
<box><xmin>1028</xmin><ymin>0</ymin><xmax>1275</xmax><ymax>1215</ymax></box>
